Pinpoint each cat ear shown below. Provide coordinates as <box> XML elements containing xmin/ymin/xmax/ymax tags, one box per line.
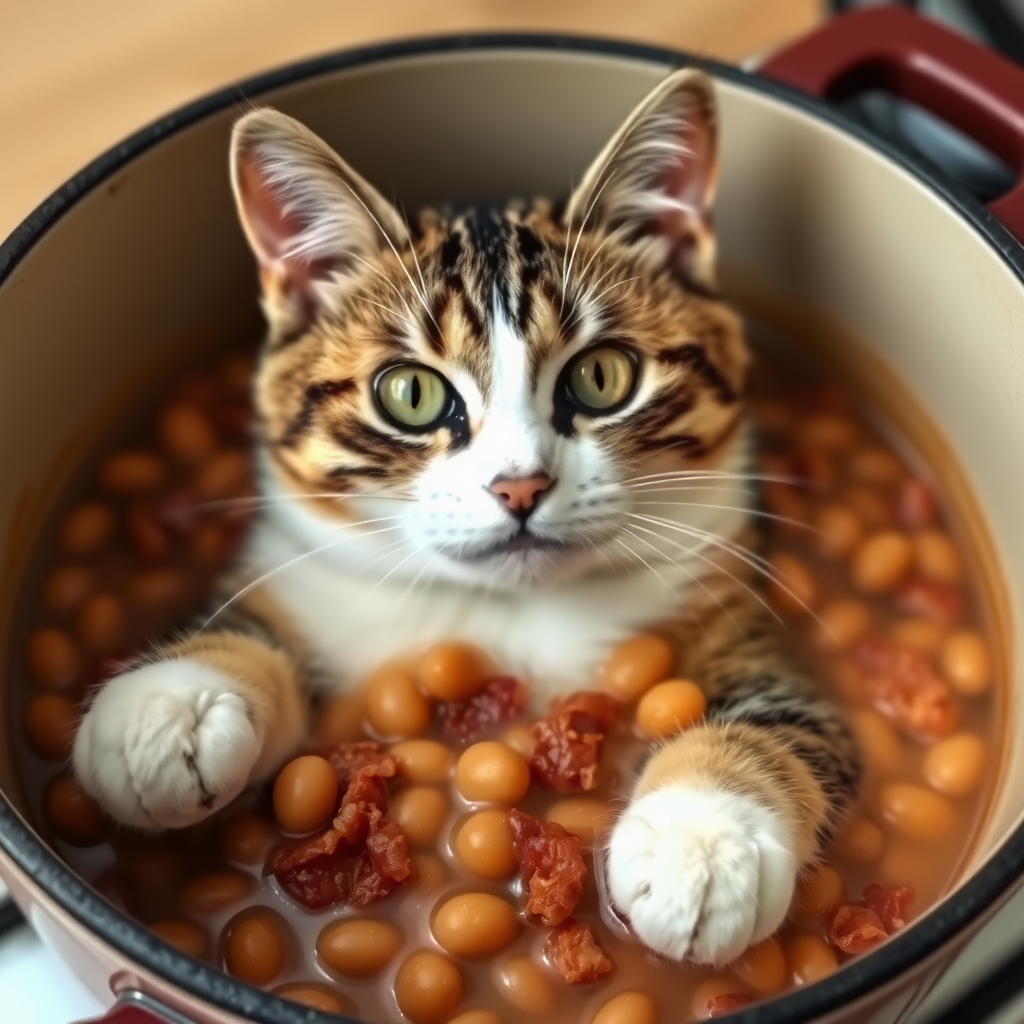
<box><xmin>566</xmin><ymin>69</ymin><xmax>718</xmax><ymax>291</ymax></box>
<box><xmin>230</xmin><ymin>108</ymin><xmax>409</xmax><ymax>333</ymax></box>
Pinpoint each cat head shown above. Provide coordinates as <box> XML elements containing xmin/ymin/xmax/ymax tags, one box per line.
<box><xmin>230</xmin><ymin>69</ymin><xmax>750</xmax><ymax>589</ymax></box>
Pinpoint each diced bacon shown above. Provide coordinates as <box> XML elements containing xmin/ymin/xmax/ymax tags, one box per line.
<box><xmin>545</xmin><ymin>919</ymin><xmax>613</xmax><ymax>984</ymax></box>
<box><xmin>508</xmin><ymin>809</ymin><xmax>586</xmax><ymax>925</ymax></box>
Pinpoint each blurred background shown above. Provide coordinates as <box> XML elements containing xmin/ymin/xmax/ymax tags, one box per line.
<box><xmin>5</xmin><ymin>1</ymin><xmax>1024</xmax><ymax>244</ymax></box>
<box><xmin>0</xmin><ymin>0</ymin><xmax>825</xmax><ymax>241</ymax></box>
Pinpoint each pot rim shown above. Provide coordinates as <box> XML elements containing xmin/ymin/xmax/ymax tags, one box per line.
<box><xmin>2</xmin><ymin>31</ymin><xmax>1023</xmax><ymax>1024</ymax></box>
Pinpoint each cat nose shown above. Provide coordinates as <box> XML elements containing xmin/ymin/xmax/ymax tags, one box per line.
<box><xmin>488</xmin><ymin>474</ymin><xmax>554</xmax><ymax>517</ymax></box>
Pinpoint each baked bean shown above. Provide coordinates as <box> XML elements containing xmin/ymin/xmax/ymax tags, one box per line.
<box><xmin>690</xmin><ymin>977</ymin><xmax>749</xmax><ymax>1019</ymax></box>
<box><xmin>768</xmin><ymin>552</ymin><xmax>817</xmax><ymax>614</ymax></box>
<box><xmin>317</xmin><ymin>918</ymin><xmax>403</xmax><ymax>978</ymax></box>
<box><xmin>43</xmin><ymin>566</ymin><xmax>95</xmax><ymax>614</ymax></box>
<box><xmin>224</xmin><ymin>913</ymin><xmax>287</xmax><ymax>986</ymax></box>
<box><xmin>366</xmin><ymin>666</ymin><xmax>432</xmax><ymax>738</ymax></box>
<box><xmin>879</xmin><ymin>783</ymin><xmax>955</xmax><ymax>840</ymax></box>
<box><xmin>274</xmin><ymin>984</ymin><xmax>349</xmax><ymax>1015</ymax></box>
<box><xmin>848</xmin><ymin>446</ymin><xmax>903</xmax><ymax>486</ymax></box>
<box><xmin>411</xmin><ymin>853</ymin><xmax>448</xmax><ymax>891</ymax></box>
<box><xmin>432</xmin><ymin>892</ymin><xmax>519</xmax><ymax>958</ymax></box>
<box><xmin>100</xmin><ymin>451</ymin><xmax>165</xmax><ymax>495</ymax></box>
<box><xmin>898</xmin><ymin>478</ymin><xmax>938</xmax><ymax>528</ymax></box>
<box><xmin>417</xmin><ymin>642</ymin><xmax>490</xmax><ymax>701</ymax></box>
<box><xmin>151</xmin><ymin>920</ymin><xmax>209</xmax><ymax>959</ymax></box>
<box><xmin>76</xmin><ymin>593</ymin><xmax>124</xmax><ymax>650</ymax></box>
<box><xmin>496</xmin><ymin>955</ymin><xmax>555</xmax><ymax>1015</ymax></box>
<box><xmin>913</xmin><ymin>530</ymin><xmax>962</xmax><ymax>584</ymax></box>
<box><xmin>316</xmin><ymin>691</ymin><xmax>367</xmax><ymax>745</ymax></box>
<box><xmin>25</xmin><ymin>693</ymin><xmax>78</xmax><ymax>759</ymax></box>
<box><xmin>180</xmin><ymin>870</ymin><xmax>254</xmax><ymax>913</ymax></box>
<box><xmin>850</xmin><ymin>710</ymin><xmax>902</xmax><ymax>777</ymax></box>
<box><xmin>834</xmin><ymin>816</ymin><xmax>885</xmax><ymax>864</ymax></box>
<box><xmin>794</xmin><ymin>864</ymin><xmax>844</xmax><ymax>917</ymax></box>
<box><xmin>391</xmin><ymin>786</ymin><xmax>449</xmax><ymax>848</ymax></box>
<box><xmin>852</xmin><ymin>531</ymin><xmax>913</xmax><ymax>593</ymax></box>
<box><xmin>160</xmin><ymin>404</ymin><xmax>217</xmax><ymax>464</ymax></box>
<box><xmin>732</xmin><ymin>937</ymin><xmax>787</xmax><ymax>995</ymax></box>
<box><xmin>813</xmin><ymin>599</ymin><xmax>871</xmax><ymax>651</ymax></box>
<box><xmin>890</xmin><ymin>617</ymin><xmax>945</xmax><ymax>655</ymax></box>
<box><xmin>601</xmin><ymin>634</ymin><xmax>676</xmax><ymax>702</ymax></box>
<box><xmin>879</xmin><ymin>841</ymin><xmax>921</xmax><ymax>887</ymax></box>
<box><xmin>455</xmin><ymin>743</ymin><xmax>530</xmax><ymax>805</ymax></box>
<box><xmin>128</xmin><ymin>569</ymin><xmax>185</xmax><ymax>607</ymax></box>
<box><xmin>272</xmin><ymin>755</ymin><xmax>338</xmax><ymax>835</ymax></box>
<box><xmin>813</xmin><ymin>504</ymin><xmax>864</xmax><ymax>560</ymax></box>
<box><xmin>191</xmin><ymin>522</ymin><xmax>230</xmax><ymax>562</ymax></box>
<box><xmin>501</xmin><ymin>723</ymin><xmax>536</xmax><ymax>759</ymax></box>
<box><xmin>941</xmin><ymin>631</ymin><xmax>992</xmax><ymax>696</ymax></box>
<box><xmin>546</xmin><ymin>798</ymin><xmax>613</xmax><ymax>847</ymax></box>
<box><xmin>26</xmin><ymin>627</ymin><xmax>79</xmax><ymax>688</ymax></box>
<box><xmin>797</xmin><ymin>414</ymin><xmax>858</xmax><ymax>452</ymax></box>
<box><xmin>635</xmin><ymin>680</ymin><xmax>705</xmax><ymax>739</ymax></box>
<box><xmin>391</xmin><ymin>739</ymin><xmax>454</xmax><ymax>784</ymax></box>
<box><xmin>845</xmin><ymin>486</ymin><xmax>894</xmax><ymax>529</ymax></box>
<box><xmin>60</xmin><ymin>502</ymin><xmax>114</xmax><ymax>555</ymax></box>
<box><xmin>222</xmin><ymin>813</ymin><xmax>275</xmax><ymax>864</ymax></box>
<box><xmin>453</xmin><ymin>810</ymin><xmax>518</xmax><ymax>879</ymax></box>
<box><xmin>924</xmin><ymin>733</ymin><xmax>986</xmax><ymax>796</ymax></box>
<box><xmin>592</xmin><ymin>991</ymin><xmax>658</xmax><ymax>1024</ymax></box>
<box><xmin>395</xmin><ymin>951</ymin><xmax>465</xmax><ymax>1024</ymax></box>
<box><xmin>786</xmin><ymin>932</ymin><xmax>837</xmax><ymax>985</ymax></box>
<box><xmin>194</xmin><ymin>450</ymin><xmax>250</xmax><ymax>500</ymax></box>
<box><xmin>448</xmin><ymin>1012</ymin><xmax>502</xmax><ymax>1024</ymax></box>
<box><xmin>46</xmin><ymin>775</ymin><xmax>104</xmax><ymax>845</ymax></box>
<box><xmin>829</xmin><ymin>660</ymin><xmax>868</xmax><ymax>705</ymax></box>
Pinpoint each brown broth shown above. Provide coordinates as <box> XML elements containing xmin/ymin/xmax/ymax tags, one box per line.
<box><xmin>7</xmin><ymin>312</ymin><xmax>1002</xmax><ymax>1023</ymax></box>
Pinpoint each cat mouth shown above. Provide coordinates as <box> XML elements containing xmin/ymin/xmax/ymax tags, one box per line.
<box><xmin>453</xmin><ymin>532</ymin><xmax>573</xmax><ymax>562</ymax></box>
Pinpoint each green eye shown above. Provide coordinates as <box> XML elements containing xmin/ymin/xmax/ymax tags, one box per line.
<box><xmin>376</xmin><ymin>365</ymin><xmax>450</xmax><ymax>429</ymax></box>
<box><xmin>568</xmin><ymin>347</ymin><xmax>637</xmax><ymax>412</ymax></box>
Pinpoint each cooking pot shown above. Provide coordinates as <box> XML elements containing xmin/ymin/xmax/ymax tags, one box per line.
<box><xmin>3</xmin><ymin>6</ymin><xmax>1024</xmax><ymax>1022</ymax></box>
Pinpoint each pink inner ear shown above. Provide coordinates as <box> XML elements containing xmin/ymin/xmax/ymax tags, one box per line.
<box><xmin>236</xmin><ymin>154</ymin><xmax>307</xmax><ymax>267</ymax></box>
<box><xmin>236</xmin><ymin>152</ymin><xmax>339</xmax><ymax>304</ymax></box>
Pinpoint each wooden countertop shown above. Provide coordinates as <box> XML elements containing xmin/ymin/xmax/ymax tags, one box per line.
<box><xmin>0</xmin><ymin>0</ymin><xmax>821</xmax><ymax>240</ymax></box>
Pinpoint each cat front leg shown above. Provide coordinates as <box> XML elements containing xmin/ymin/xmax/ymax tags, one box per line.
<box><xmin>73</xmin><ymin>607</ymin><xmax>307</xmax><ymax>830</ymax></box>
<box><xmin>606</xmin><ymin>598</ymin><xmax>860</xmax><ymax>965</ymax></box>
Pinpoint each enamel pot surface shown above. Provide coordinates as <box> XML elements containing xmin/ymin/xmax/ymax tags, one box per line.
<box><xmin>2</xmin><ymin>6</ymin><xmax>1023</xmax><ymax>1023</ymax></box>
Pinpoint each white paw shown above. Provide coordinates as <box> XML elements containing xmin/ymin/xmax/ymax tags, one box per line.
<box><xmin>73</xmin><ymin>659</ymin><xmax>261</xmax><ymax>830</ymax></box>
<box><xmin>606</xmin><ymin>787</ymin><xmax>796</xmax><ymax>965</ymax></box>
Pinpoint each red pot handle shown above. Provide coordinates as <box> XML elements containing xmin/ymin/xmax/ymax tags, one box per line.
<box><xmin>760</xmin><ymin>4</ymin><xmax>1024</xmax><ymax>242</ymax></box>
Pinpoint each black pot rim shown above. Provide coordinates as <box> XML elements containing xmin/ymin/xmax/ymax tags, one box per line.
<box><xmin>2</xmin><ymin>30</ymin><xmax>1023</xmax><ymax>1024</ymax></box>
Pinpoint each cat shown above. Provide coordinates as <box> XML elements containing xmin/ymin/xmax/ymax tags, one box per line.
<box><xmin>72</xmin><ymin>68</ymin><xmax>860</xmax><ymax>966</ymax></box>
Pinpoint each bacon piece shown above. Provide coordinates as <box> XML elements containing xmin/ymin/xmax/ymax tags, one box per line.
<box><xmin>530</xmin><ymin>691</ymin><xmax>620</xmax><ymax>793</ymax></box>
<box><xmin>508</xmin><ymin>809</ymin><xmax>586</xmax><ymax>925</ymax></box>
<box><xmin>856</xmin><ymin>638</ymin><xmax>958</xmax><ymax>741</ymax></box>
<box><xmin>897</xmin><ymin>478</ymin><xmax>938</xmax><ymax>529</ymax></box>
<box><xmin>545</xmin><ymin>919</ymin><xmax>613</xmax><ymax>983</ymax></box>
<box><xmin>274</xmin><ymin>812</ymin><xmax>410</xmax><ymax>909</ymax></box>
<box><xmin>438</xmin><ymin>676</ymin><xmax>526</xmax><ymax>744</ymax></box>
<box><xmin>271</xmin><ymin>742</ymin><xmax>410</xmax><ymax>909</ymax></box>
<box><xmin>705</xmin><ymin>994</ymin><xmax>755</xmax><ymax>1017</ymax></box>
<box><xmin>860</xmin><ymin>883</ymin><xmax>914</xmax><ymax>933</ymax></box>
<box><xmin>894</xmin><ymin>579</ymin><xmax>964</xmax><ymax>626</ymax></box>
<box><xmin>828</xmin><ymin>904</ymin><xmax>888</xmax><ymax>954</ymax></box>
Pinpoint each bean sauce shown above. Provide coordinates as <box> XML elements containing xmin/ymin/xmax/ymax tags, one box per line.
<box><xmin>9</xmin><ymin>329</ymin><xmax>1002</xmax><ymax>1023</ymax></box>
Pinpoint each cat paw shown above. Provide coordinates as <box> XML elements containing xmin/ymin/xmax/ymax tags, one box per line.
<box><xmin>73</xmin><ymin>660</ymin><xmax>261</xmax><ymax>830</ymax></box>
<box><xmin>606</xmin><ymin>786</ymin><xmax>796</xmax><ymax>965</ymax></box>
